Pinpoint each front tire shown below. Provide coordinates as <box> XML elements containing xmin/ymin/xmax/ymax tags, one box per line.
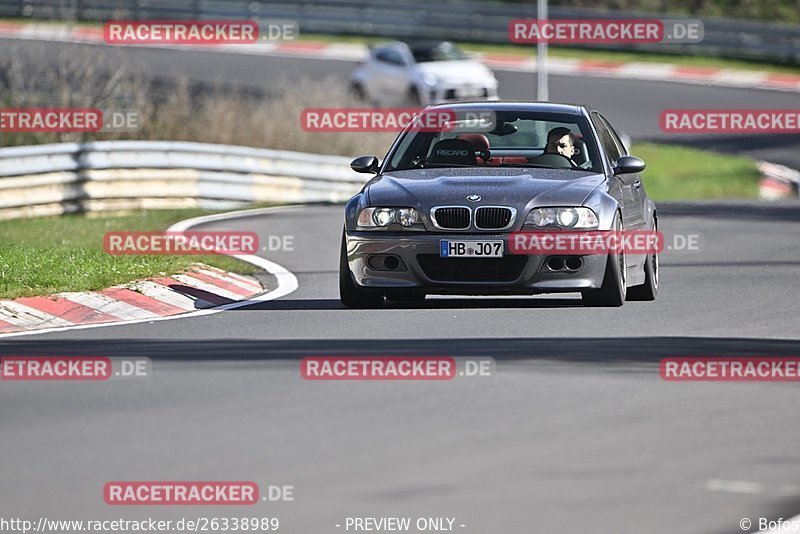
<box><xmin>408</xmin><ymin>87</ymin><xmax>422</xmax><ymax>107</ymax></box>
<box><xmin>627</xmin><ymin>220</ymin><xmax>659</xmax><ymax>301</ymax></box>
<box><xmin>350</xmin><ymin>83</ymin><xmax>366</xmax><ymax>101</ymax></box>
<box><xmin>339</xmin><ymin>232</ymin><xmax>384</xmax><ymax>309</ymax></box>
<box><xmin>582</xmin><ymin>213</ymin><xmax>626</xmax><ymax>307</ymax></box>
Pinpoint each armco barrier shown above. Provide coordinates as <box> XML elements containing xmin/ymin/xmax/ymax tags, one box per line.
<box><xmin>0</xmin><ymin>141</ymin><xmax>368</xmax><ymax>220</ymax></box>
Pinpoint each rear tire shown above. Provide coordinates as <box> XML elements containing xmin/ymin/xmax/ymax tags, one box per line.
<box><xmin>339</xmin><ymin>232</ymin><xmax>384</xmax><ymax>309</ymax></box>
<box><xmin>582</xmin><ymin>213</ymin><xmax>626</xmax><ymax>307</ymax></box>
<box><xmin>627</xmin><ymin>220</ymin><xmax>659</xmax><ymax>301</ymax></box>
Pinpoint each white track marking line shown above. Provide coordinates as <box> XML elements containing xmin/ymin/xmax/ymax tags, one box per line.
<box><xmin>778</xmin><ymin>485</ymin><xmax>800</xmax><ymax>497</ymax></box>
<box><xmin>0</xmin><ymin>205</ymin><xmax>301</xmax><ymax>339</ymax></box>
<box><xmin>706</xmin><ymin>479</ymin><xmax>800</xmax><ymax>497</ymax></box>
<box><xmin>706</xmin><ymin>479</ymin><xmax>765</xmax><ymax>495</ymax></box>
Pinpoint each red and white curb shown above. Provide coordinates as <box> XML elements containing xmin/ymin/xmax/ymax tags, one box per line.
<box><xmin>0</xmin><ymin>206</ymin><xmax>301</xmax><ymax>338</ymax></box>
<box><xmin>0</xmin><ymin>264</ymin><xmax>262</xmax><ymax>335</ymax></box>
<box><xmin>758</xmin><ymin>161</ymin><xmax>800</xmax><ymax>199</ymax></box>
<box><xmin>1</xmin><ymin>21</ymin><xmax>799</xmax><ymax>93</ymax></box>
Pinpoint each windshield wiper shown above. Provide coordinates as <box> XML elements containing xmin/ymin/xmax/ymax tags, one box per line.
<box><xmin>504</xmin><ymin>163</ymin><xmax>590</xmax><ymax>171</ymax></box>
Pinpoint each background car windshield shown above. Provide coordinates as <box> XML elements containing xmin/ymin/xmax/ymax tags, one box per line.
<box><xmin>411</xmin><ymin>42</ymin><xmax>467</xmax><ymax>62</ymax></box>
<box><xmin>387</xmin><ymin>112</ymin><xmax>601</xmax><ymax>172</ymax></box>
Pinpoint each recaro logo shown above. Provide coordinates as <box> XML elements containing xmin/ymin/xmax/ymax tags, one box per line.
<box><xmin>437</xmin><ymin>149</ymin><xmax>469</xmax><ymax>157</ymax></box>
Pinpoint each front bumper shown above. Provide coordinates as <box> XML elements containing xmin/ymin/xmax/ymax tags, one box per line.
<box><xmin>345</xmin><ymin>231</ymin><xmax>608</xmax><ymax>295</ymax></box>
<box><xmin>427</xmin><ymin>85</ymin><xmax>499</xmax><ymax>104</ymax></box>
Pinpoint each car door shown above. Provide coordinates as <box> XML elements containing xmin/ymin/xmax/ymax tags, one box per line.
<box><xmin>599</xmin><ymin>114</ymin><xmax>647</xmax><ymax>230</ymax></box>
<box><xmin>591</xmin><ymin>113</ymin><xmax>645</xmax><ymax>232</ymax></box>
<box><xmin>367</xmin><ymin>47</ymin><xmax>411</xmax><ymax>103</ymax></box>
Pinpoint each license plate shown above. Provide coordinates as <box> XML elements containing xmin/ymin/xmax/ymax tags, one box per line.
<box><xmin>440</xmin><ymin>240</ymin><xmax>503</xmax><ymax>258</ymax></box>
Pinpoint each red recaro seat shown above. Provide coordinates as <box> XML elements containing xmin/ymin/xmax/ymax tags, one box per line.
<box><xmin>456</xmin><ymin>134</ymin><xmax>527</xmax><ymax>165</ymax></box>
<box><xmin>456</xmin><ymin>134</ymin><xmax>491</xmax><ymax>165</ymax></box>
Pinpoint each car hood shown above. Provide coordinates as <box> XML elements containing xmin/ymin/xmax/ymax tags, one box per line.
<box><xmin>367</xmin><ymin>167</ymin><xmax>606</xmax><ymax>213</ymax></box>
<box><xmin>414</xmin><ymin>60</ymin><xmax>495</xmax><ymax>83</ymax></box>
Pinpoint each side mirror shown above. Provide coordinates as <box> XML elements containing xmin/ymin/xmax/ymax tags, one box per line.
<box><xmin>350</xmin><ymin>155</ymin><xmax>380</xmax><ymax>174</ymax></box>
<box><xmin>613</xmin><ymin>155</ymin><xmax>646</xmax><ymax>175</ymax></box>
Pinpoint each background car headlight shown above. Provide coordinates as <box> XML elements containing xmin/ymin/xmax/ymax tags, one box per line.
<box><xmin>422</xmin><ymin>73</ymin><xmax>439</xmax><ymax>87</ymax></box>
<box><xmin>526</xmin><ymin>207</ymin><xmax>598</xmax><ymax>229</ymax></box>
<box><xmin>358</xmin><ymin>207</ymin><xmax>419</xmax><ymax>228</ymax></box>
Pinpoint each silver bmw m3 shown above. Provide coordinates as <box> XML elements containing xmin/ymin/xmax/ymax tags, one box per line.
<box><xmin>340</xmin><ymin>101</ymin><xmax>658</xmax><ymax>308</ymax></box>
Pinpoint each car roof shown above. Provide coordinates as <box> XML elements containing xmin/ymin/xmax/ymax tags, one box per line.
<box><xmin>426</xmin><ymin>100</ymin><xmax>591</xmax><ymax>116</ymax></box>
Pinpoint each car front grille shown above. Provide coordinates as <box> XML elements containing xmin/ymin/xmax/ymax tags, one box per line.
<box><xmin>417</xmin><ymin>255</ymin><xmax>527</xmax><ymax>282</ymax></box>
<box><xmin>475</xmin><ymin>207</ymin><xmax>514</xmax><ymax>229</ymax></box>
<box><xmin>432</xmin><ymin>207</ymin><xmax>470</xmax><ymax>230</ymax></box>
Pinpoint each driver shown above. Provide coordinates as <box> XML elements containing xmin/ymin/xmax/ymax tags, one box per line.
<box><xmin>544</xmin><ymin>127</ymin><xmax>578</xmax><ymax>166</ymax></box>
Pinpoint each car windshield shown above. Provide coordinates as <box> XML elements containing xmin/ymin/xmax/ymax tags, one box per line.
<box><xmin>411</xmin><ymin>42</ymin><xmax>468</xmax><ymax>62</ymax></box>
<box><xmin>385</xmin><ymin>110</ymin><xmax>602</xmax><ymax>173</ymax></box>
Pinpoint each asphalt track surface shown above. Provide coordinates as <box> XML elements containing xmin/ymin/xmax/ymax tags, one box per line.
<box><xmin>1</xmin><ymin>38</ymin><xmax>800</xmax><ymax>534</ymax></box>
<box><xmin>2</xmin><ymin>203</ymin><xmax>800</xmax><ymax>533</ymax></box>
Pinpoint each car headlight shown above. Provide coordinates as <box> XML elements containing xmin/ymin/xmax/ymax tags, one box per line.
<box><xmin>422</xmin><ymin>73</ymin><xmax>439</xmax><ymax>87</ymax></box>
<box><xmin>358</xmin><ymin>207</ymin><xmax>419</xmax><ymax>228</ymax></box>
<box><xmin>525</xmin><ymin>207</ymin><xmax>598</xmax><ymax>229</ymax></box>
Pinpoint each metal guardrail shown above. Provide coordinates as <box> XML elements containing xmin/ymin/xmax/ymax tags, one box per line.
<box><xmin>0</xmin><ymin>0</ymin><xmax>799</xmax><ymax>63</ymax></box>
<box><xmin>0</xmin><ymin>141</ymin><xmax>367</xmax><ymax>220</ymax></box>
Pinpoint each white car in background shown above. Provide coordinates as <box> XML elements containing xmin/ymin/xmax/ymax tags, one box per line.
<box><xmin>350</xmin><ymin>41</ymin><xmax>499</xmax><ymax>106</ymax></box>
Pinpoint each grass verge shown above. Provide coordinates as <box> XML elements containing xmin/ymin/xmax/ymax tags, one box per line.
<box><xmin>634</xmin><ymin>142</ymin><xmax>760</xmax><ymax>200</ymax></box>
<box><xmin>0</xmin><ymin>209</ymin><xmax>261</xmax><ymax>300</ymax></box>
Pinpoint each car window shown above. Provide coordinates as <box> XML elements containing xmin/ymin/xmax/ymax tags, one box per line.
<box><xmin>598</xmin><ymin>114</ymin><xmax>628</xmax><ymax>157</ymax></box>
<box><xmin>374</xmin><ymin>48</ymin><xmax>406</xmax><ymax>66</ymax></box>
<box><xmin>411</xmin><ymin>42</ymin><xmax>467</xmax><ymax>63</ymax></box>
<box><xmin>591</xmin><ymin>112</ymin><xmax>622</xmax><ymax>164</ymax></box>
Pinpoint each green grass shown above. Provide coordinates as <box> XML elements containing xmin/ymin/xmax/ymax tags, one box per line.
<box><xmin>0</xmin><ymin>209</ymin><xmax>261</xmax><ymax>300</ymax></box>
<box><xmin>633</xmin><ymin>142</ymin><xmax>760</xmax><ymax>200</ymax></box>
